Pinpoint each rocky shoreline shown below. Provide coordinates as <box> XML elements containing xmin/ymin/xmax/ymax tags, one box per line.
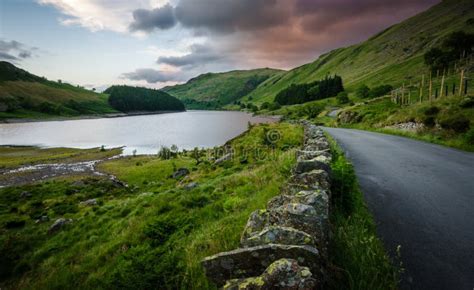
<box><xmin>202</xmin><ymin>121</ymin><xmax>333</xmax><ymax>289</ymax></box>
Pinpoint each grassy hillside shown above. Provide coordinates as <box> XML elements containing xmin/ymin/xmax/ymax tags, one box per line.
<box><xmin>0</xmin><ymin>122</ymin><xmax>303</xmax><ymax>289</ymax></box>
<box><xmin>247</xmin><ymin>0</ymin><xmax>474</xmax><ymax>104</ymax></box>
<box><xmin>162</xmin><ymin>68</ymin><xmax>283</xmax><ymax>109</ymax></box>
<box><xmin>0</xmin><ymin>62</ymin><xmax>117</xmax><ymax>120</ymax></box>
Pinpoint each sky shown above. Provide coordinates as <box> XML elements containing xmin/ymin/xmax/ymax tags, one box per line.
<box><xmin>0</xmin><ymin>0</ymin><xmax>440</xmax><ymax>90</ymax></box>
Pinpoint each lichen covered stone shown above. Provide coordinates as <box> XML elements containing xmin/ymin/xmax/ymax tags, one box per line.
<box><xmin>241</xmin><ymin>226</ymin><xmax>315</xmax><ymax>247</ymax></box>
<box><xmin>224</xmin><ymin>258</ymin><xmax>318</xmax><ymax>290</ymax></box>
<box><xmin>202</xmin><ymin>244</ymin><xmax>321</xmax><ymax>287</ymax></box>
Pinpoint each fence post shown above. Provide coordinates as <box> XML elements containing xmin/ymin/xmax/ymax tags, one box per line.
<box><xmin>429</xmin><ymin>72</ymin><xmax>433</xmax><ymax>103</ymax></box>
<box><xmin>420</xmin><ymin>74</ymin><xmax>424</xmax><ymax>102</ymax></box>
<box><xmin>440</xmin><ymin>74</ymin><xmax>445</xmax><ymax>98</ymax></box>
<box><xmin>459</xmin><ymin>70</ymin><xmax>464</xmax><ymax>97</ymax></box>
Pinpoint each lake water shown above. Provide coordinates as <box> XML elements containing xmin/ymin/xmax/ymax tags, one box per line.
<box><xmin>0</xmin><ymin>111</ymin><xmax>277</xmax><ymax>155</ymax></box>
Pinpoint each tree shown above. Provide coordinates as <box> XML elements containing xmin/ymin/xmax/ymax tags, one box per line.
<box><xmin>191</xmin><ymin>147</ymin><xmax>202</xmax><ymax>165</ymax></box>
<box><xmin>355</xmin><ymin>85</ymin><xmax>370</xmax><ymax>99</ymax></box>
<box><xmin>336</xmin><ymin>91</ymin><xmax>350</xmax><ymax>104</ymax></box>
<box><xmin>368</xmin><ymin>85</ymin><xmax>393</xmax><ymax>98</ymax></box>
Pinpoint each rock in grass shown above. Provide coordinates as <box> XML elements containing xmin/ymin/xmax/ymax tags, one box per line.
<box><xmin>224</xmin><ymin>258</ymin><xmax>318</xmax><ymax>290</ymax></box>
<box><xmin>241</xmin><ymin>226</ymin><xmax>315</xmax><ymax>248</ymax></box>
<box><xmin>48</xmin><ymin>218</ymin><xmax>72</xmax><ymax>234</ymax></box>
<box><xmin>172</xmin><ymin>168</ymin><xmax>190</xmax><ymax>179</ymax></box>
<box><xmin>183</xmin><ymin>182</ymin><xmax>199</xmax><ymax>190</ymax></box>
<box><xmin>20</xmin><ymin>191</ymin><xmax>32</xmax><ymax>198</ymax></box>
<box><xmin>202</xmin><ymin>244</ymin><xmax>321</xmax><ymax>287</ymax></box>
<box><xmin>79</xmin><ymin>199</ymin><xmax>98</xmax><ymax>206</ymax></box>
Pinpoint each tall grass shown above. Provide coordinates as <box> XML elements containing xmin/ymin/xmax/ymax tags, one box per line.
<box><xmin>327</xmin><ymin>135</ymin><xmax>401</xmax><ymax>290</ymax></box>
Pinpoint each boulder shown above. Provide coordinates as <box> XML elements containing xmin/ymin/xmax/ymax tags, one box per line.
<box><xmin>172</xmin><ymin>168</ymin><xmax>190</xmax><ymax>179</ymax></box>
<box><xmin>224</xmin><ymin>258</ymin><xmax>318</xmax><ymax>290</ymax></box>
<box><xmin>35</xmin><ymin>215</ymin><xmax>49</xmax><ymax>224</ymax></box>
<box><xmin>201</xmin><ymin>244</ymin><xmax>321</xmax><ymax>287</ymax></box>
<box><xmin>79</xmin><ymin>198</ymin><xmax>98</xmax><ymax>206</ymax></box>
<box><xmin>241</xmin><ymin>226</ymin><xmax>315</xmax><ymax>248</ymax></box>
<box><xmin>20</xmin><ymin>191</ymin><xmax>32</xmax><ymax>198</ymax></box>
<box><xmin>184</xmin><ymin>182</ymin><xmax>199</xmax><ymax>190</ymax></box>
<box><xmin>48</xmin><ymin>218</ymin><xmax>72</xmax><ymax>234</ymax></box>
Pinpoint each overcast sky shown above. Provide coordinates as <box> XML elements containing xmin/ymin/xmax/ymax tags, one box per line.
<box><xmin>0</xmin><ymin>0</ymin><xmax>439</xmax><ymax>90</ymax></box>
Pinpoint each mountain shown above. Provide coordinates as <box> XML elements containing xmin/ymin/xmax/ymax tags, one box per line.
<box><xmin>0</xmin><ymin>61</ymin><xmax>117</xmax><ymax>119</ymax></box>
<box><xmin>162</xmin><ymin>68</ymin><xmax>283</xmax><ymax>109</ymax></box>
<box><xmin>104</xmin><ymin>85</ymin><xmax>185</xmax><ymax>113</ymax></box>
<box><xmin>246</xmin><ymin>0</ymin><xmax>474</xmax><ymax>104</ymax></box>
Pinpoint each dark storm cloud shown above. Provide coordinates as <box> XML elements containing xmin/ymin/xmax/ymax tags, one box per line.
<box><xmin>174</xmin><ymin>0</ymin><xmax>290</xmax><ymax>33</ymax></box>
<box><xmin>129</xmin><ymin>0</ymin><xmax>440</xmax><ymax>69</ymax></box>
<box><xmin>129</xmin><ymin>4</ymin><xmax>176</xmax><ymax>32</ymax></box>
<box><xmin>0</xmin><ymin>52</ymin><xmax>18</xmax><ymax>61</ymax></box>
<box><xmin>129</xmin><ymin>0</ymin><xmax>290</xmax><ymax>33</ymax></box>
<box><xmin>122</xmin><ymin>68</ymin><xmax>184</xmax><ymax>83</ymax></box>
<box><xmin>0</xmin><ymin>40</ymin><xmax>37</xmax><ymax>62</ymax></box>
<box><xmin>157</xmin><ymin>44</ymin><xmax>221</xmax><ymax>67</ymax></box>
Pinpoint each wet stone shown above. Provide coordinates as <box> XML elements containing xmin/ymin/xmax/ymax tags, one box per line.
<box><xmin>223</xmin><ymin>258</ymin><xmax>318</xmax><ymax>290</ymax></box>
<box><xmin>201</xmin><ymin>244</ymin><xmax>321</xmax><ymax>287</ymax></box>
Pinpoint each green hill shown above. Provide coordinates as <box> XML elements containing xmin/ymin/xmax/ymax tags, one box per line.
<box><xmin>0</xmin><ymin>62</ymin><xmax>117</xmax><ymax>120</ymax></box>
<box><xmin>162</xmin><ymin>68</ymin><xmax>283</xmax><ymax>109</ymax></box>
<box><xmin>104</xmin><ymin>85</ymin><xmax>185</xmax><ymax>113</ymax></box>
<box><xmin>247</xmin><ymin>0</ymin><xmax>474</xmax><ymax>104</ymax></box>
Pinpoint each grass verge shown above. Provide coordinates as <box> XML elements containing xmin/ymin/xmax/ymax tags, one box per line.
<box><xmin>327</xmin><ymin>134</ymin><xmax>401</xmax><ymax>290</ymax></box>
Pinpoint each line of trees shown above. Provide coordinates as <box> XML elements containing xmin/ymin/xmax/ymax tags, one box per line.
<box><xmin>105</xmin><ymin>85</ymin><xmax>185</xmax><ymax>113</ymax></box>
<box><xmin>274</xmin><ymin>75</ymin><xmax>344</xmax><ymax>105</ymax></box>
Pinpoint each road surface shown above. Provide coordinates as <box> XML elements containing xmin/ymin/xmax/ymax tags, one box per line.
<box><xmin>324</xmin><ymin>128</ymin><xmax>474</xmax><ymax>290</ymax></box>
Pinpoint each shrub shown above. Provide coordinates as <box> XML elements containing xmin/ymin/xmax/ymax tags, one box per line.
<box><xmin>368</xmin><ymin>85</ymin><xmax>393</xmax><ymax>98</ymax></box>
<box><xmin>421</xmin><ymin>115</ymin><xmax>436</xmax><ymax>128</ymax></box>
<box><xmin>355</xmin><ymin>84</ymin><xmax>370</xmax><ymax>98</ymax></box>
<box><xmin>459</xmin><ymin>97</ymin><xmax>474</xmax><ymax>108</ymax></box>
<box><xmin>260</xmin><ymin>102</ymin><xmax>270</xmax><ymax>110</ymax></box>
<box><xmin>423</xmin><ymin>106</ymin><xmax>440</xmax><ymax>116</ymax></box>
<box><xmin>5</xmin><ymin>219</ymin><xmax>26</xmax><ymax>229</ymax></box>
<box><xmin>268</xmin><ymin>102</ymin><xmax>281</xmax><ymax>111</ymax></box>
<box><xmin>336</xmin><ymin>91</ymin><xmax>349</xmax><ymax>104</ymax></box>
<box><xmin>438</xmin><ymin>114</ymin><xmax>470</xmax><ymax>133</ymax></box>
<box><xmin>463</xmin><ymin>128</ymin><xmax>474</xmax><ymax>145</ymax></box>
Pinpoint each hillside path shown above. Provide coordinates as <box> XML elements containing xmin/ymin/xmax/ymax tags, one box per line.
<box><xmin>324</xmin><ymin>127</ymin><xmax>474</xmax><ymax>290</ymax></box>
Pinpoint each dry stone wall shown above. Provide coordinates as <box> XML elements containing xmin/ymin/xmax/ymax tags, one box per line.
<box><xmin>202</xmin><ymin>122</ymin><xmax>332</xmax><ymax>289</ymax></box>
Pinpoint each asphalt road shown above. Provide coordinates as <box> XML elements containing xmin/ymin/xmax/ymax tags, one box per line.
<box><xmin>324</xmin><ymin>128</ymin><xmax>474</xmax><ymax>290</ymax></box>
